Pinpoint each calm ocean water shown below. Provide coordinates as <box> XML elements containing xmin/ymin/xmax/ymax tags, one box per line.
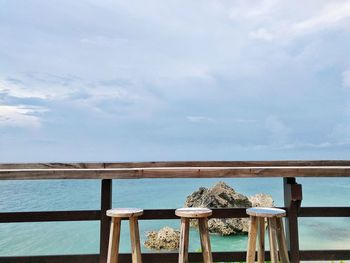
<box><xmin>1</xmin><ymin>178</ymin><xmax>350</xmax><ymax>256</ymax></box>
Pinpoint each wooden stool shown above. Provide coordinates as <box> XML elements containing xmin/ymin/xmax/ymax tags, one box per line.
<box><xmin>106</xmin><ymin>208</ymin><xmax>143</xmax><ymax>263</ymax></box>
<box><xmin>246</xmin><ymin>207</ymin><xmax>290</xmax><ymax>263</ymax></box>
<box><xmin>175</xmin><ymin>207</ymin><xmax>213</xmax><ymax>263</ymax></box>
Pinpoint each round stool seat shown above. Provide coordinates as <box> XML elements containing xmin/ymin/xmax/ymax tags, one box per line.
<box><xmin>175</xmin><ymin>207</ymin><xmax>212</xmax><ymax>218</ymax></box>
<box><xmin>106</xmin><ymin>208</ymin><xmax>144</xmax><ymax>218</ymax></box>
<box><xmin>246</xmin><ymin>207</ymin><xmax>286</xmax><ymax>218</ymax></box>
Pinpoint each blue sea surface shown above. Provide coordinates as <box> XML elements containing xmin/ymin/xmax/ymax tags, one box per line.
<box><xmin>0</xmin><ymin>178</ymin><xmax>350</xmax><ymax>256</ymax></box>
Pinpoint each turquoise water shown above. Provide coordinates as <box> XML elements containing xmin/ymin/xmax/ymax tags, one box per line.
<box><xmin>1</xmin><ymin>178</ymin><xmax>350</xmax><ymax>256</ymax></box>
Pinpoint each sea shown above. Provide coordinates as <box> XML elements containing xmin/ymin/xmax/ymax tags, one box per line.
<box><xmin>1</xmin><ymin>178</ymin><xmax>350</xmax><ymax>256</ymax></box>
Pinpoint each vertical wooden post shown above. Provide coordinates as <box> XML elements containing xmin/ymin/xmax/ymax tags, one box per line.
<box><xmin>198</xmin><ymin>218</ymin><xmax>213</xmax><ymax>263</ymax></box>
<box><xmin>100</xmin><ymin>179</ymin><xmax>112</xmax><ymax>263</ymax></box>
<box><xmin>257</xmin><ymin>217</ymin><xmax>265</xmax><ymax>263</ymax></box>
<box><xmin>246</xmin><ymin>216</ymin><xmax>258</xmax><ymax>263</ymax></box>
<box><xmin>129</xmin><ymin>216</ymin><xmax>143</xmax><ymax>263</ymax></box>
<box><xmin>179</xmin><ymin>218</ymin><xmax>190</xmax><ymax>263</ymax></box>
<box><xmin>283</xmin><ymin>177</ymin><xmax>302</xmax><ymax>263</ymax></box>
<box><xmin>267</xmin><ymin>218</ymin><xmax>278</xmax><ymax>263</ymax></box>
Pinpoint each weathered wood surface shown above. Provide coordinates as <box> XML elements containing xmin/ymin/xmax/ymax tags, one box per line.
<box><xmin>2</xmin><ymin>250</ymin><xmax>350</xmax><ymax>263</ymax></box>
<box><xmin>129</xmin><ymin>217</ymin><xmax>143</xmax><ymax>263</ymax></box>
<box><xmin>107</xmin><ymin>218</ymin><xmax>121</xmax><ymax>263</ymax></box>
<box><xmin>107</xmin><ymin>208</ymin><xmax>143</xmax><ymax>218</ymax></box>
<box><xmin>246</xmin><ymin>216</ymin><xmax>258</xmax><ymax>263</ymax></box>
<box><xmin>1</xmin><ymin>160</ymin><xmax>350</xmax><ymax>169</ymax></box>
<box><xmin>246</xmin><ymin>207</ymin><xmax>286</xmax><ymax>218</ymax></box>
<box><xmin>178</xmin><ymin>218</ymin><xmax>190</xmax><ymax>263</ymax></box>
<box><xmin>198</xmin><ymin>218</ymin><xmax>213</xmax><ymax>263</ymax></box>
<box><xmin>1</xmin><ymin>165</ymin><xmax>350</xmax><ymax>179</ymax></box>
<box><xmin>2</xmin><ymin>207</ymin><xmax>350</xmax><ymax>224</ymax></box>
<box><xmin>276</xmin><ymin>218</ymin><xmax>290</xmax><ymax>263</ymax></box>
<box><xmin>100</xmin><ymin>179</ymin><xmax>112</xmax><ymax>263</ymax></box>
<box><xmin>175</xmin><ymin>208</ymin><xmax>212</xmax><ymax>218</ymax></box>
<box><xmin>258</xmin><ymin>217</ymin><xmax>265</xmax><ymax>263</ymax></box>
<box><xmin>267</xmin><ymin>218</ymin><xmax>279</xmax><ymax>263</ymax></box>
<box><xmin>284</xmin><ymin>178</ymin><xmax>301</xmax><ymax>263</ymax></box>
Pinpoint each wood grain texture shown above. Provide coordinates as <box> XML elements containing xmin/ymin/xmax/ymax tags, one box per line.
<box><xmin>268</xmin><ymin>218</ymin><xmax>279</xmax><ymax>263</ymax></box>
<box><xmin>107</xmin><ymin>208</ymin><xmax>143</xmax><ymax>218</ymax></box>
<box><xmin>284</xmin><ymin>178</ymin><xmax>301</xmax><ymax>263</ymax></box>
<box><xmin>175</xmin><ymin>208</ymin><xmax>212</xmax><ymax>218</ymax></box>
<box><xmin>107</xmin><ymin>218</ymin><xmax>121</xmax><ymax>263</ymax></box>
<box><xmin>198</xmin><ymin>218</ymin><xmax>213</xmax><ymax>263</ymax></box>
<box><xmin>247</xmin><ymin>207</ymin><xmax>286</xmax><ymax>218</ymax></box>
<box><xmin>276</xmin><ymin>218</ymin><xmax>290</xmax><ymax>263</ymax></box>
<box><xmin>178</xmin><ymin>218</ymin><xmax>190</xmax><ymax>263</ymax></box>
<box><xmin>100</xmin><ymin>179</ymin><xmax>112</xmax><ymax>263</ymax></box>
<box><xmin>1</xmin><ymin>160</ymin><xmax>350</xmax><ymax>169</ymax></box>
<box><xmin>246</xmin><ymin>216</ymin><xmax>258</xmax><ymax>263</ymax></box>
<box><xmin>258</xmin><ymin>217</ymin><xmax>265</xmax><ymax>263</ymax></box>
<box><xmin>2</xmin><ymin>250</ymin><xmax>350</xmax><ymax>263</ymax></box>
<box><xmin>1</xmin><ymin>165</ymin><xmax>350</xmax><ymax>180</ymax></box>
<box><xmin>129</xmin><ymin>217</ymin><xmax>142</xmax><ymax>263</ymax></box>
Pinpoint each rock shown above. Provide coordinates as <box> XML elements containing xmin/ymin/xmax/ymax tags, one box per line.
<box><xmin>249</xmin><ymin>193</ymin><xmax>274</xmax><ymax>207</ymax></box>
<box><xmin>185</xmin><ymin>182</ymin><xmax>274</xmax><ymax>236</ymax></box>
<box><xmin>144</xmin><ymin>227</ymin><xmax>180</xmax><ymax>250</ymax></box>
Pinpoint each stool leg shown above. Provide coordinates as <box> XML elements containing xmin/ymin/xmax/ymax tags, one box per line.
<box><xmin>179</xmin><ymin>218</ymin><xmax>190</xmax><ymax>263</ymax></box>
<box><xmin>276</xmin><ymin>218</ymin><xmax>290</xmax><ymax>263</ymax></box>
<box><xmin>129</xmin><ymin>217</ymin><xmax>142</xmax><ymax>263</ymax></box>
<box><xmin>268</xmin><ymin>218</ymin><xmax>279</xmax><ymax>263</ymax></box>
<box><xmin>107</xmin><ymin>218</ymin><xmax>121</xmax><ymax>263</ymax></box>
<box><xmin>257</xmin><ymin>218</ymin><xmax>265</xmax><ymax>263</ymax></box>
<box><xmin>198</xmin><ymin>218</ymin><xmax>213</xmax><ymax>263</ymax></box>
<box><xmin>246</xmin><ymin>216</ymin><xmax>258</xmax><ymax>263</ymax></box>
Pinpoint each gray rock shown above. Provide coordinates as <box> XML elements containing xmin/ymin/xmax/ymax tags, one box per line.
<box><xmin>185</xmin><ymin>182</ymin><xmax>274</xmax><ymax>236</ymax></box>
<box><xmin>249</xmin><ymin>193</ymin><xmax>274</xmax><ymax>207</ymax></box>
<box><xmin>144</xmin><ymin>227</ymin><xmax>180</xmax><ymax>250</ymax></box>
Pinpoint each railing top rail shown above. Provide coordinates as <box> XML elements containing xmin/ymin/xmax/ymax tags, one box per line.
<box><xmin>1</xmin><ymin>161</ymin><xmax>350</xmax><ymax>179</ymax></box>
<box><xmin>1</xmin><ymin>160</ymin><xmax>350</xmax><ymax>170</ymax></box>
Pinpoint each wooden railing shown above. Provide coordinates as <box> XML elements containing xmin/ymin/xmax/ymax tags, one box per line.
<box><xmin>1</xmin><ymin>161</ymin><xmax>350</xmax><ymax>263</ymax></box>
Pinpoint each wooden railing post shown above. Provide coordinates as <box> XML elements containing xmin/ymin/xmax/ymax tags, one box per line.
<box><xmin>283</xmin><ymin>177</ymin><xmax>302</xmax><ymax>263</ymax></box>
<box><xmin>100</xmin><ymin>179</ymin><xmax>112</xmax><ymax>263</ymax></box>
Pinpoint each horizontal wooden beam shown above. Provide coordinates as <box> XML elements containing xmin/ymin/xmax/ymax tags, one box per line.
<box><xmin>0</xmin><ymin>255</ymin><xmax>99</xmax><ymax>263</ymax></box>
<box><xmin>1</xmin><ymin>166</ymin><xmax>350</xmax><ymax>180</ymax></box>
<box><xmin>299</xmin><ymin>207</ymin><xmax>350</xmax><ymax>217</ymax></box>
<box><xmin>0</xmin><ymin>211</ymin><xmax>101</xmax><ymax>223</ymax></box>
<box><xmin>1</xmin><ymin>250</ymin><xmax>350</xmax><ymax>263</ymax></box>
<box><xmin>300</xmin><ymin>250</ymin><xmax>350</xmax><ymax>261</ymax></box>
<box><xmin>2</xmin><ymin>207</ymin><xmax>350</xmax><ymax>224</ymax></box>
<box><xmin>0</xmin><ymin>252</ymin><xmax>264</xmax><ymax>263</ymax></box>
<box><xmin>0</xmin><ymin>208</ymin><xmax>256</xmax><ymax>223</ymax></box>
<box><xmin>1</xmin><ymin>160</ymin><xmax>350</xmax><ymax>169</ymax></box>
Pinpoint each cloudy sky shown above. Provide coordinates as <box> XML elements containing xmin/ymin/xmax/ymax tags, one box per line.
<box><xmin>1</xmin><ymin>0</ymin><xmax>350</xmax><ymax>162</ymax></box>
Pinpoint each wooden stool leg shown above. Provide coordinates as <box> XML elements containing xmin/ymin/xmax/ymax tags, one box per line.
<box><xmin>107</xmin><ymin>218</ymin><xmax>121</xmax><ymax>263</ymax></box>
<box><xmin>276</xmin><ymin>218</ymin><xmax>290</xmax><ymax>263</ymax></box>
<box><xmin>268</xmin><ymin>218</ymin><xmax>279</xmax><ymax>263</ymax></box>
<box><xmin>198</xmin><ymin>218</ymin><xmax>213</xmax><ymax>263</ymax></box>
<box><xmin>129</xmin><ymin>217</ymin><xmax>142</xmax><ymax>263</ymax></box>
<box><xmin>246</xmin><ymin>216</ymin><xmax>258</xmax><ymax>263</ymax></box>
<box><xmin>179</xmin><ymin>218</ymin><xmax>190</xmax><ymax>263</ymax></box>
<box><xmin>257</xmin><ymin>217</ymin><xmax>265</xmax><ymax>263</ymax></box>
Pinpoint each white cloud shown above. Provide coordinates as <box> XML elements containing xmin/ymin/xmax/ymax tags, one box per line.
<box><xmin>249</xmin><ymin>28</ymin><xmax>275</xmax><ymax>41</ymax></box>
<box><xmin>228</xmin><ymin>0</ymin><xmax>279</xmax><ymax>20</ymax></box>
<box><xmin>186</xmin><ymin>116</ymin><xmax>215</xmax><ymax>123</ymax></box>
<box><xmin>0</xmin><ymin>79</ymin><xmax>48</xmax><ymax>99</ymax></box>
<box><xmin>246</xmin><ymin>0</ymin><xmax>350</xmax><ymax>41</ymax></box>
<box><xmin>0</xmin><ymin>105</ymin><xmax>47</xmax><ymax>128</ymax></box>
<box><xmin>292</xmin><ymin>1</ymin><xmax>350</xmax><ymax>34</ymax></box>
<box><xmin>80</xmin><ymin>36</ymin><xmax>128</xmax><ymax>47</ymax></box>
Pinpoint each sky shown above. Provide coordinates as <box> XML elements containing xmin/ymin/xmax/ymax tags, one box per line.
<box><xmin>1</xmin><ymin>0</ymin><xmax>350</xmax><ymax>162</ymax></box>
